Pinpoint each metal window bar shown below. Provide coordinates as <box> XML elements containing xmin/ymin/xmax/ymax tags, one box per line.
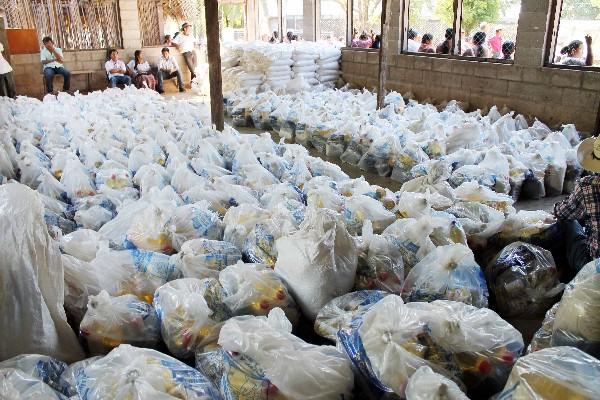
<box><xmin>1</xmin><ymin>0</ymin><xmax>122</xmax><ymax>50</ymax></box>
<box><xmin>138</xmin><ymin>0</ymin><xmax>161</xmax><ymax>46</ymax></box>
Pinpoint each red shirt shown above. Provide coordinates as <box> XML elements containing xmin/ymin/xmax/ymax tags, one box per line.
<box><xmin>489</xmin><ymin>35</ymin><xmax>502</xmax><ymax>53</ymax></box>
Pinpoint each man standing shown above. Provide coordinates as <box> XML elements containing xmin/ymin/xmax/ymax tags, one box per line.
<box><xmin>40</xmin><ymin>36</ymin><xmax>70</xmax><ymax>94</ymax></box>
<box><xmin>104</xmin><ymin>49</ymin><xmax>131</xmax><ymax>88</ymax></box>
<box><xmin>157</xmin><ymin>47</ymin><xmax>185</xmax><ymax>94</ymax></box>
<box><xmin>0</xmin><ymin>41</ymin><xmax>15</xmax><ymax>98</ymax></box>
<box><xmin>173</xmin><ymin>22</ymin><xmax>197</xmax><ymax>83</ymax></box>
<box><xmin>488</xmin><ymin>28</ymin><xmax>503</xmax><ymax>59</ymax></box>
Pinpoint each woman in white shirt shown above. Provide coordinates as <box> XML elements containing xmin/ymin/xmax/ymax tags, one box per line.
<box><xmin>127</xmin><ymin>50</ymin><xmax>157</xmax><ymax>90</ymax></box>
<box><xmin>559</xmin><ymin>35</ymin><xmax>594</xmax><ymax>66</ymax></box>
<box><xmin>0</xmin><ymin>42</ymin><xmax>15</xmax><ymax>98</ymax></box>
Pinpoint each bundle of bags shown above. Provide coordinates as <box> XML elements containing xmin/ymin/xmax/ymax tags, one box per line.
<box><xmin>336</xmin><ymin>295</ymin><xmax>524</xmax><ymax>398</ymax></box>
<box><xmin>197</xmin><ymin>308</ymin><xmax>354</xmax><ymax>400</ymax></box>
<box><xmin>225</xmin><ymin>87</ymin><xmax>582</xmax><ymax>203</ymax></box>
<box><xmin>2</xmin><ymin>85</ymin><xmax>597</xmax><ymax>399</ymax></box>
<box><xmin>221</xmin><ymin>41</ymin><xmax>341</xmax><ymax>94</ymax></box>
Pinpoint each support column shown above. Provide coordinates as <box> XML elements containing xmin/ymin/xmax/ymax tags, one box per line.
<box><xmin>377</xmin><ymin>0</ymin><xmax>388</xmax><ymax>108</ymax></box>
<box><xmin>205</xmin><ymin>0</ymin><xmax>224</xmax><ymax>131</ymax></box>
<box><xmin>246</xmin><ymin>0</ymin><xmax>257</xmax><ymax>41</ymax></box>
<box><xmin>303</xmin><ymin>0</ymin><xmax>316</xmax><ymax>41</ymax></box>
<box><xmin>119</xmin><ymin>0</ymin><xmax>143</xmax><ymax>49</ymax></box>
<box><xmin>514</xmin><ymin>0</ymin><xmax>552</xmax><ymax>67</ymax></box>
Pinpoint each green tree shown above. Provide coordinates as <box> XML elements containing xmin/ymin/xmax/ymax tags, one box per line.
<box><xmin>561</xmin><ymin>0</ymin><xmax>600</xmax><ymax>19</ymax></box>
<box><xmin>219</xmin><ymin>3</ymin><xmax>244</xmax><ymax>28</ymax></box>
<box><xmin>435</xmin><ymin>0</ymin><xmax>501</xmax><ymax>34</ymax></box>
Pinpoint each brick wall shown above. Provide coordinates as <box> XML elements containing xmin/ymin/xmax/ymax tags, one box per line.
<box><xmin>9</xmin><ymin>47</ymin><xmax>202</xmax><ymax>97</ymax></box>
<box><xmin>4</xmin><ymin>0</ymin><xmax>207</xmax><ymax>98</ymax></box>
<box><xmin>341</xmin><ymin>0</ymin><xmax>600</xmax><ymax>133</ymax></box>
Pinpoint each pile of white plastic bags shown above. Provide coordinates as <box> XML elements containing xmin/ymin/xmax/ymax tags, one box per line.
<box><xmin>0</xmin><ymin>86</ymin><xmax>597</xmax><ymax>400</ymax></box>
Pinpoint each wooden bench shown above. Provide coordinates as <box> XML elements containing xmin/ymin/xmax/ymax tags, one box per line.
<box><xmin>41</xmin><ymin>69</ymin><xmax>96</xmax><ymax>93</ymax></box>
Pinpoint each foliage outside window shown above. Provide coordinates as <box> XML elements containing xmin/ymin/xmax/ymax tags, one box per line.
<box><xmin>406</xmin><ymin>0</ymin><xmax>521</xmax><ymax>60</ymax></box>
<box><xmin>219</xmin><ymin>1</ymin><xmax>247</xmax><ymax>42</ymax></box>
<box><xmin>352</xmin><ymin>0</ymin><xmax>382</xmax><ymax>36</ymax></box>
<box><xmin>549</xmin><ymin>0</ymin><xmax>599</xmax><ymax>67</ymax></box>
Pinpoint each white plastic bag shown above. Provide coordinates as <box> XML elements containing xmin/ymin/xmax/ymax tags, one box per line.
<box><xmin>60</xmin><ymin>159</ymin><xmax>95</xmax><ymax>199</ymax></box>
<box><xmin>338</xmin><ymin>296</ymin><xmax>523</xmax><ymax>397</ymax></box>
<box><xmin>75</xmin><ymin>205</ymin><xmax>113</xmax><ymax>230</ymax></box>
<box><xmin>169</xmin><ymin>202</ymin><xmax>224</xmax><ymax>251</ymax></box>
<box><xmin>79</xmin><ymin>290</ymin><xmax>160</xmax><ymax>355</ymax></box>
<box><xmin>355</xmin><ymin>221</ymin><xmax>405</xmax><ymax>294</ymax></box>
<box><xmin>0</xmin><ymin>183</ymin><xmax>84</xmax><ymax>363</ymax></box>
<box><xmin>0</xmin><ymin>368</ymin><xmax>67</xmax><ymax>400</ymax></box>
<box><xmin>551</xmin><ymin>259</ymin><xmax>600</xmax><ymax>357</ymax></box>
<box><xmin>59</xmin><ymin>229</ymin><xmax>106</xmax><ymax>261</ymax></box>
<box><xmin>314</xmin><ymin>290</ymin><xmax>389</xmax><ymax>342</ymax></box>
<box><xmin>497</xmin><ymin>347</ymin><xmax>600</xmax><ymax>400</ymax></box>
<box><xmin>153</xmin><ymin>278</ymin><xmax>230</xmax><ymax>357</ymax></box>
<box><xmin>275</xmin><ymin>207</ymin><xmax>358</xmax><ymax>320</ymax></box>
<box><xmin>219</xmin><ymin>262</ymin><xmax>299</xmax><ymax>323</ymax></box>
<box><xmin>402</xmin><ymin>244</ymin><xmax>489</xmax><ymax>308</ymax></box>
<box><xmin>218</xmin><ymin>308</ymin><xmax>354</xmax><ymax>400</ymax></box>
<box><xmin>341</xmin><ymin>195</ymin><xmax>396</xmax><ymax>235</ymax></box>
<box><xmin>173</xmin><ymin>238</ymin><xmax>242</xmax><ymax>280</ymax></box>
<box><xmin>0</xmin><ymin>354</ymin><xmax>70</xmax><ymax>396</ymax></box>
<box><xmin>405</xmin><ymin>366</ymin><xmax>468</xmax><ymax>400</ymax></box>
<box><xmin>73</xmin><ymin>344</ymin><xmax>220</xmax><ymax>399</ymax></box>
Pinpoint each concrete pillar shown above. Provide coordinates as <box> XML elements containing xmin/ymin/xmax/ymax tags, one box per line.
<box><xmin>303</xmin><ymin>0</ymin><xmax>316</xmax><ymax>41</ymax></box>
<box><xmin>246</xmin><ymin>0</ymin><xmax>257</xmax><ymax>41</ymax></box>
<box><xmin>387</xmin><ymin>0</ymin><xmax>402</xmax><ymax>55</ymax></box>
<box><xmin>513</xmin><ymin>0</ymin><xmax>551</xmax><ymax>67</ymax></box>
<box><xmin>119</xmin><ymin>0</ymin><xmax>143</xmax><ymax>49</ymax></box>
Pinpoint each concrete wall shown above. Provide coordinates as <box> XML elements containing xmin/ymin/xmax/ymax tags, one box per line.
<box><xmin>5</xmin><ymin>0</ymin><xmax>203</xmax><ymax>98</ymax></box>
<box><xmin>341</xmin><ymin>0</ymin><xmax>600</xmax><ymax>133</ymax></box>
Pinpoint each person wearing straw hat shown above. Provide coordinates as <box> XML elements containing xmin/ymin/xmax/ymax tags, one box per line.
<box><xmin>554</xmin><ymin>137</ymin><xmax>600</xmax><ymax>272</ymax></box>
<box><xmin>173</xmin><ymin>22</ymin><xmax>198</xmax><ymax>83</ymax></box>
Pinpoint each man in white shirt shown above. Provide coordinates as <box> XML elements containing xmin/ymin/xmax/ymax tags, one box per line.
<box><xmin>40</xmin><ymin>36</ymin><xmax>71</xmax><ymax>94</ymax></box>
<box><xmin>104</xmin><ymin>49</ymin><xmax>132</xmax><ymax>88</ymax></box>
<box><xmin>0</xmin><ymin>42</ymin><xmax>16</xmax><ymax>98</ymax></box>
<box><xmin>172</xmin><ymin>22</ymin><xmax>197</xmax><ymax>82</ymax></box>
<box><xmin>156</xmin><ymin>47</ymin><xmax>184</xmax><ymax>94</ymax></box>
<box><xmin>407</xmin><ymin>28</ymin><xmax>421</xmax><ymax>53</ymax></box>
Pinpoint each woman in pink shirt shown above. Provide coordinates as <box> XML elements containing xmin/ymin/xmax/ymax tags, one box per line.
<box><xmin>352</xmin><ymin>33</ymin><xmax>373</xmax><ymax>49</ymax></box>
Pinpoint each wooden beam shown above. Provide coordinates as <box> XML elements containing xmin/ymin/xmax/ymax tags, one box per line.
<box><xmin>451</xmin><ymin>0</ymin><xmax>462</xmax><ymax>55</ymax></box>
<box><xmin>545</xmin><ymin>0</ymin><xmax>564</xmax><ymax>65</ymax></box>
<box><xmin>595</xmin><ymin>99</ymin><xmax>600</xmax><ymax>136</ymax></box>
<box><xmin>347</xmin><ymin>0</ymin><xmax>353</xmax><ymax>46</ymax></box>
<box><xmin>205</xmin><ymin>0</ymin><xmax>224</xmax><ymax>131</ymax></box>
<box><xmin>377</xmin><ymin>0</ymin><xmax>388</xmax><ymax>109</ymax></box>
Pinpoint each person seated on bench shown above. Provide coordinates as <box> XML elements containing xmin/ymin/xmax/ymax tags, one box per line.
<box><xmin>127</xmin><ymin>50</ymin><xmax>156</xmax><ymax>90</ymax></box>
<box><xmin>40</xmin><ymin>36</ymin><xmax>70</xmax><ymax>94</ymax></box>
<box><xmin>157</xmin><ymin>47</ymin><xmax>185</xmax><ymax>94</ymax></box>
<box><xmin>105</xmin><ymin>49</ymin><xmax>131</xmax><ymax>88</ymax></box>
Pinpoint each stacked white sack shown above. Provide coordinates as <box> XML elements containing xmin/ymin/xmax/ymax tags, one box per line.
<box><xmin>317</xmin><ymin>46</ymin><xmax>342</xmax><ymax>85</ymax></box>
<box><xmin>292</xmin><ymin>42</ymin><xmax>319</xmax><ymax>87</ymax></box>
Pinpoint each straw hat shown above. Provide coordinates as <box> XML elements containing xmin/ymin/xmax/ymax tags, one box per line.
<box><xmin>577</xmin><ymin>137</ymin><xmax>600</xmax><ymax>172</ymax></box>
